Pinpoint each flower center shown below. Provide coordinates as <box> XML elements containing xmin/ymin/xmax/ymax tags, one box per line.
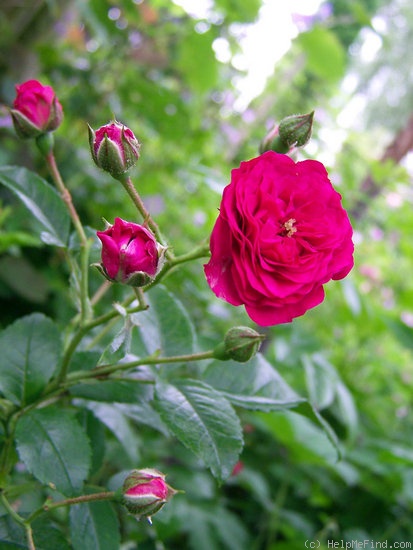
<box><xmin>281</xmin><ymin>218</ymin><xmax>297</xmax><ymax>237</ymax></box>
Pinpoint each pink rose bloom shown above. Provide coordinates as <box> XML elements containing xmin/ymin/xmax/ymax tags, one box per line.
<box><xmin>89</xmin><ymin>121</ymin><xmax>140</xmax><ymax>177</ymax></box>
<box><xmin>11</xmin><ymin>79</ymin><xmax>63</xmax><ymax>138</ymax></box>
<box><xmin>97</xmin><ymin>217</ymin><xmax>162</xmax><ymax>285</ymax></box>
<box><xmin>204</xmin><ymin>151</ymin><xmax>354</xmax><ymax>326</ymax></box>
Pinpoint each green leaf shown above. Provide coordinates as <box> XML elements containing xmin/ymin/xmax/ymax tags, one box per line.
<box><xmin>214</xmin><ymin>0</ymin><xmax>260</xmax><ymax>22</ymax></box>
<box><xmin>176</xmin><ymin>30</ymin><xmax>218</xmax><ymax>93</ymax></box>
<box><xmin>69</xmin><ymin>493</ymin><xmax>120</xmax><ymax>550</ymax></box>
<box><xmin>0</xmin><ymin>313</ymin><xmax>61</xmax><ymax>406</ymax></box>
<box><xmin>386</xmin><ymin>317</ymin><xmax>413</xmax><ymax>351</ymax></box>
<box><xmin>204</xmin><ymin>353</ymin><xmax>305</xmax><ymax>411</ymax></box>
<box><xmin>0</xmin><ymin>256</ymin><xmax>48</xmax><ymax>303</ymax></box>
<box><xmin>297</xmin><ymin>26</ymin><xmax>346</xmax><ymax>82</ymax></box>
<box><xmin>70</xmin><ymin>381</ymin><xmax>169</xmax><ymax>435</ymax></box>
<box><xmin>76</xmin><ymin>409</ymin><xmax>106</xmax><ymax>474</ymax></box>
<box><xmin>154</xmin><ymin>379</ymin><xmax>243</xmax><ymax>481</ymax></box>
<box><xmin>85</xmin><ymin>402</ymin><xmax>139</xmax><ymax>463</ymax></box>
<box><xmin>15</xmin><ymin>407</ymin><xmax>91</xmax><ymax>496</ymax></box>
<box><xmin>258</xmin><ymin>410</ymin><xmax>338</xmax><ymax>465</ymax></box>
<box><xmin>116</xmin><ymin>402</ymin><xmax>169</xmax><ymax>436</ymax></box>
<box><xmin>175</xmin><ymin>500</ymin><xmax>251</xmax><ymax>550</ymax></box>
<box><xmin>0</xmin><ymin>516</ymin><xmax>26</xmax><ymax>549</ymax></box>
<box><xmin>293</xmin><ymin>402</ymin><xmax>340</xmax><ymax>461</ymax></box>
<box><xmin>70</xmin><ymin>379</ymin><xmax>153</xmax><ymax>403</ymax></box>
<box><xmin>32</xmin><ymin>517</ymin><xmax>71</xmax><ymax>550</ymax></box>
<box><xmin>303</xmin><ymin>354</ymin><xmax>336</xmax><ymax>410</ymax></box>
<box><xmin>334</xmin><ymin>380</ymin><xmax>359</xmax><ymax>439</ymax></box>
<box><xmin>0</xmin><ymin>166</ymin><xmax>70</xmax><ymax>247</ymax></box>
<box><xmin>132</xmin><ymin>285</ymin><xmax>196</xmax><ymax>358</ymax></box>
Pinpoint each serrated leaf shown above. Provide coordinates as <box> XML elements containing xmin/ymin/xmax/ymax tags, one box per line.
<box><xmin>0</xmin><ymin>166</ymin><xmax>70</xmax><ymax>247</ymax></box>
<box><xmin>70</xmin><ymin>493</ymin><xmax>120</xmax><ymax>550</ymax></box>
<box><xmin>0</xmin><ymin>313</ymin><xmax>61</xmax><ymax>406</ymax></box>
<box><xmin>154</xmin><ymin>379</ymin><xmax>243</xmax><ymax>481</ymax></box>
<box><xmin>15</xmin><ymin>407</ymin><xmax>91</xmax><ymax>496</ymax></box>
<box><xmin>204</xmin><ymin>353</ymin><xmax>305</xmax><ymax>411</ymax></box>
<box><xmin>131</xmin><ymin>285</ymin><xmax>196</xmax><ymax>358</ymax></box>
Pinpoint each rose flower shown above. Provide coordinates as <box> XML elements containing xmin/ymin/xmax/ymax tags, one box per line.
<box><xmin>204</xmin><ymin>151</ymin><xmax>354</xmax><ymax>326</ymax></box>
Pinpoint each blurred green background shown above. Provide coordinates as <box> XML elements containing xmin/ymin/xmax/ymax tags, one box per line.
<box><xmin>1</xmin><ymin>0</ymin><xmax>413</xmax><ymax>547</ymax></box>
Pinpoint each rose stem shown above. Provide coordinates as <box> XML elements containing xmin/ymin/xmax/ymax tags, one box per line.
<box><xmin>117</xmin><ymin>175</ymin><xmax>173</xmax><ymax>260</ymax></box>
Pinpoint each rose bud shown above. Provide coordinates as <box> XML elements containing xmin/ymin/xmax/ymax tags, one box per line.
<box><xmin>204</xmin><ymin>151</ymin><xmax>354</xmax><ymax>326</ymax></box>
<box><xmin>213</xmin><ymin>326</ymin><xmax>265</xmax><ymax>363</ymax></box>
<box><xmin>260</xmin><ymin>111</ymin><xmax>314</xmax><ymax>154</ymax></box>
<box><xmin>10</xmin><ymin>79</ymin><xmax>63</xmax><ymax>139</ymax></box>
<box><xmin>122</xmin><ymin>468</ymin><xmax>178</xmax><ymax>522</ymax></box>
<box><xmin>95</xmin><ymin>217</ymin><xmax>166</xmax><ymax>286</ymax></box>
<box><xmin>278</xmin><ymin>111</ymin><xmax>314</xmax><ymax>150</ymax></box>
<box><xmin>89</xmin><ymin>121</ymin><xmax>140</xmax><ymax>178</ymax></box>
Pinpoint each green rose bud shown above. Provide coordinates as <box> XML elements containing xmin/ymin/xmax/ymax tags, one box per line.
<box><xmin>259</xmin><ymin>111</ymin><xmax>314</xmax><ymax>154</ymax></box>
<box><xmin>213</xmin><ymin>326</ymin><xmax>265</xmax><ymax>363</ymax></box>
<box><xmin>278</xmin><ymin>111</ymin><xmax>314</xmax><ymax>148</ymax></box>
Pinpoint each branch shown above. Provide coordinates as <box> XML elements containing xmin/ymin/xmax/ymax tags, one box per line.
<box><xmin>350</xmin><ymin>113</ymin><xmax>413</xmax><ymax>220</ymax></box>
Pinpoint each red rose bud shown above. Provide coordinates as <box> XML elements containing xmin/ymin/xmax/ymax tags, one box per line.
<box><xmin>122</xmin><ymin>468</ymin><xmax>178</xmax><ymax>522</ymax></box>
<box><xmin>89</xmin><ymin>121</ymin><xmax>140</xmax><ymax>177</ymax></box>
<box><xmin>96</xmin><ymin>217</ymin><xmax>166</xmax><ymax>286</ymax></box>
<box><xmin>11</xmin><ymin>79</ymin><xmax>63</xmax><ymax>139</ymax></box>
<box><xmin>213</xmin><ymin>326</ymin><xmax>265</xmax><ymax>362</ymax></box>
<box><xmin>204</xmin><ymin>151</ymin><xmax>354</xmax><ymax>326</ymax></box>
